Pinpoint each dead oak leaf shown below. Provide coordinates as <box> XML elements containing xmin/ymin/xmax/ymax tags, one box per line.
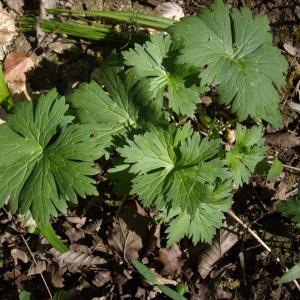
<box><xmin>198</xmin><ymin>227</ymin><xmax>239</xmax><ymax>279</ymax></box>
<box><xmin>4</xmin><ymin>52</ymin><xmax>34</xmax><ymax>99</ymax></box>
<box><xmin>10</xmin><ymin>248</ymin><xmax>28</xmax><ymax>265</ymax></box>
<box><xmin>0</xmin><ymin>4</ymin><xmax>17</xmax><ymax>60</ymax></box>
<box><xmin>157</xmin><ymin>244</ymin><xmax>182</xmax><ymax>276</ymax></box>
<box><xmin>50</xmin><ymin>248</ymin><xmax>106</xmax><ymax>273</ymax></box>
<box><xmin>108</xmin><ymin>217</ymin><xmax>143</xmax><ymax>261</ymax></box>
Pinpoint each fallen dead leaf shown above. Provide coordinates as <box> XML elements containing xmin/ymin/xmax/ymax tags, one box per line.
<box><xmin>50</xmin><ymin>264</ymin><xmax>65</xmax><ymax>288</ymax></box>
<box><xmin>50</xmin><ymin>249</ymin><xmax>106</xmax><ymax>273</ymax></box>
<box><xmin>265</xmin><ymin>131</ymin><xmax>300</xmax><ymax>148</ymax></box>
<box><xmin>3</xmin><ymin>0</ymin><xmax>24</xmax><ymax>14</ymax></box>
<box><xmin>198</xmin><ymin>227</ymin><xmax>239</xmax><ymax>279</ymax></box>
<box><xmin>154</xmin><ymin>2</ymin><xmax>184</xmax><ymax>20</ymax></box>
<box><xmin>27</xmin><ymin>259</ymin><xmax>47</xmax><ymax>276</ymax></box>
<box><xmin>92</xmin><ymin>270</ymin><xmax>111</xmax><ymax>287</ymax></box>
<box><xmin>65</xmin><ymin>228</ymin><xmax>85</xmax><ymax>243</ymax></box>
<box><xmin>0</xmin><ymin>4</ymin><xmax>17</xmax><ymax>60</ymax></box>
<box><xmin>4</xmin><ymin>52</ymin><xmax>34</xmax><ymax>100</ymax></box>
<box><xmin>157</xmin><ymin>244</ymin><xmax>182</xmax><ymax>276</ymax></box>
<box><xmin>108</xmin><ymin>217</ymin><xmax>143</xmax><ymax>261</ymax></box>
<box><xmin>66</xmin><ymin>216</ymin><xmax>86</xmax><ymax>226</ymax></box>
<box><xmin>283</xmin><ymin>43</ymin><xmax>300</xmax><ymax>57</ymax></box>
<box><xmin>11</xmin><ymin>248</ymin><xmax>28</xmax><ymax>265</ymax></box>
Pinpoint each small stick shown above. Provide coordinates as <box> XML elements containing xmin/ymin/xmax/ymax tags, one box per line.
<box><xmin>228</xmin><ymin>209</ymin><xmax>300</xmax><ymax>292</ymax></box>
<box><xmin>228</xmin><ymin>209</ymin><xmax>271</xmax><ymax>252</ymax></box>
<box><xmin>2</xmin><ymin>208</ymin><xmax>53</xmax><ymax>299</ymax></box>
<box><xmin>267</xmin><ymin>160</ymin><xmax>300</xmax><ymax>173</ymax></box>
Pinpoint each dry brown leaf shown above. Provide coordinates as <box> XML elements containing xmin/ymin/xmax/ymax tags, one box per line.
<box><xmin>108</xmin><ymin>217</ymin><xmax>143</xmax><ymax>261</ymax></box>
<box><xmin>66</xmin><ymin>216</ymin><xmax>86</xmax><ymax>226</ymax></box>
<box><xmin>50</xmin><ymin>249</ymin><xmax>106</xmax><ymax>272</ymax></box>
<box><xmin>0</xmin><ymin>4</ymin><xmax>16</xmax><ymax>60</ymax></box>
<box><xmin>265</xmin><ymin>131</ymin><xmax>300</xmax><ymax>148</ymax></box>
<box><xmin>70</xmin><ymin>243</ymin><xmax>91</xmax><ymax>254</ymax></box>
<box><xmin>92</xmin><ymin>236</ymin><xmax>107</xmax><ymax>253</ymax></box>
<box><xmin>92</xmin><ymin>270</ymin><xmax>111</xmax><ymax>287</ymax></box>
<box><xmin>27</xmin><ymin>260</ymin><xmax>47</xmax><ymax>276</ymax></box>
<box><xmin>4</xmin><ymin>52</ymin><xmax>34</xmax><ymax>99</ymax></box>
<box><xmin>50</xmin><ymin>264</ymin><xmax>65</xmax><ymax>288</ymax></box>
<box><xmin>283</xmin><ymin>43</ymin><xmax>300</xmax><ymax>57</ymax></box>
<box><xmin>198</xmin><ymin>228</ymin><xmax>239</xmax><ymax>279</ymax></box>
<box><xmin>154</xmin><ymin>2</ymin><xmax>184</xmax><ymax>20</ymax></box>
<box><xmin>11</xmin><ymin>248</ymin><xmax>28</xmax><ymax>265</ymax></box>
<box><xmin>65</xmin><ymin>228</ymin><xmax>85</xmax><ymax>243</ymax></box>
<box><xmin>3</xmin><ymin>0</ymin><xmax>24</xmax><ymax>14</ymax></box>
<box><xmin>157</xmin><ymin>244</ymin><xmax>182</xmax><ymax>276</ymax></box>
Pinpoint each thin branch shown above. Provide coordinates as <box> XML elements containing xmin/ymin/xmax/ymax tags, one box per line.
<box><xmin>228</xmin><ymin>209</ymin><xmax>271</xmax><ymax>252</ymax></box>
<box><xmin>228</xmin><ymin>209</ymin><xmax>300</xmax><ymax>292</ymax></box>
<box><xmin>267</xmin><ymin>160</ymin><xmax>300</xmax><ymax>173</ymax></box>
<box><xmin>2</xmin><ymin>208</ymin><xmax>52</xmax><ymax>299</ymax></box>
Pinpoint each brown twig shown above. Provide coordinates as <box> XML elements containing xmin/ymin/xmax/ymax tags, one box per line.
<box><xmin>228</xmin><ymin>209</ymin><xmax>300</xmax><ymax>292</ymax></box>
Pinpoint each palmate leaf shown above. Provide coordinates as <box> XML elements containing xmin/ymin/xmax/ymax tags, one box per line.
<box><xmin>68</xmin><ymin>70</ymin><xmax>139</xmax><ymax>155</ymax></box>
<box><xmin>168</xmin><ymin>0</ymin><xmax>288</xmax><ymax>126</ymax></box>
<box><xmin>116</xmin><ymin>123</ymin><xmax>232</xmax><ymax>244</ymax></box>
<box><xmin>68</xmin><ymin>68</ymin><xmax>167</xmax><ymax>154</ymax></box>
<box><xmin>0</xmin><ymin>90</ymin><xmax>100</xmax><ymax>227</ymax></box>
<box><xmin>226</xmin><ymin>125</ymin><xmax>266</xmax><ymax>187</ymax></box>
<box><xmin>122</xmin><ymin>33</ymin><xmax>203</xmax><ymax>117</ymax></box>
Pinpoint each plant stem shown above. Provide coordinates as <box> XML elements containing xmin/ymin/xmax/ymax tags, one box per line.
<box><xmin>19</xmin><ymin>17</ymin><xmax>148</xmax><ymax>43</ymax></box>
<box><xmin>46</xmin><ymin>8</ymin><xmax>175</xmax><ymax>30</ymax></box>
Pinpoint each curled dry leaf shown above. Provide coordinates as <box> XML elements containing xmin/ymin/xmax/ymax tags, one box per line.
<box><xmin>50</xmin><ymin>249</ymin><xmax>106</xmax><ymax>272</ymax></box>
<box><xmin>10</xmin><ymin>248</ymin><xmax>28</xmax><ymax>265</ymax></box>
<box><xmin>50</xmin><ymin>264</ymin><xmax>65</xmax><ymax>288</ymax></box>
<box><xmin>3</xmin><ymin>0</ymin><xmax>24</xmax><ymax>14</ymax></box>
<box><xmin>108</xmin><ymin>217</ymin><xmax>143</xmax><ymax>261</ymax></box>
<box><xmin>65</xmin><ymin>227</ymin><xmax>85</xmax><ymax>243</ymax></box>
<box><xmin>4</xmin><ymin>52</ymin><xmax>34</xmax><ymax>100</ymax></box>
<box><xmin>198</xmin><ymin>227</ymin><xmax>239</xmax><ymax>279</ymax></box>
<box><xmin>157</xmin><ymin>244</ymin><xmax>182</xmax><ymax>276</ymax></box>
<box><xmin>27</xmin><ymin>259</ymin><xmax>47</xmax><ymax>276</ymax></box>
<box><xmin>92</xmin><ymin>270</ymin><xmax>112</xmax><ymax>287</ymax></box>
<box><xmin>265</xmin><ymin>131</ymin><xmax>300</xmax><ymax>148</ymax></box>
<box><xmin>0</xmin><ymin>4</ymin><xmax>17</xmax><ymax>60</ymax></box>
<box><xmin>66</xmin><ymin>216</ymin><xmax>86</xmax><ymax>226</ymax></box>
<box><xmin>283</xmin><ymin>43</ymin><xmax>300</xmax><ymax>57</ymax></box>
<box><xmin>154</xmin><ymin>2</ymin><xmax>184</xmax><ymax>20</ymax></box>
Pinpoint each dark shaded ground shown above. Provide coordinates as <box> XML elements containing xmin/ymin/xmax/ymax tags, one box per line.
<box><xmin>0</xmin><ymin>0</ymin><xmax>300</xmax><ymax>299</ymax></box>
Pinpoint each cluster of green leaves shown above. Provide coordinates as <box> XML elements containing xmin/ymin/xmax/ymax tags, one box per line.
<box><xmin>0</xmin><ymin>0</ymin><xmax>287</xmax><ymax>245</ymax></box>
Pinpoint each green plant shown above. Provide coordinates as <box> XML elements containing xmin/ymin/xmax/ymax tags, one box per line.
<box><xmin>0</xmin><ymin>0</ymin><xmax>287</xmax><ymax>246</ymax></box>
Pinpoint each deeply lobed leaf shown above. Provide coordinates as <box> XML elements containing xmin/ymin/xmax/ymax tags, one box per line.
<box><xmin>0</xmin><ymin>90</ymin><xmax>100</xmax><ymax>227</ymax></box>
<box><xmin>116</xmin><ymin>123</ymin><xmax>232</xmax><ymax>244</ymax></box>
<box><xmin>168</xmin><ymin>0</ymin><xmax>288</xmax><ymax>126</ymax></box>
<box><xmin>123</xmin><ymin>33</ymin><xmax>203</xmax><ymax>117</ymax></box>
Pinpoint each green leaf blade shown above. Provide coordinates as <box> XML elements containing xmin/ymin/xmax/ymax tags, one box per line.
<box><xmin>168</xmin><ymin>0</ymin><xmax>288</xmax><ymax>126</ymax></box>
<box><xmin>0</xmin><ymin>90</ymin><xmax>100</xmax><ymax>228</ymax></box>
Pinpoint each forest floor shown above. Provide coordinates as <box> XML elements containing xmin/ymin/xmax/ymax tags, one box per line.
<box><xmin>0</xmin><ymin>0</ymin><xmax>299</xmax><ymax>299</ymax></box>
